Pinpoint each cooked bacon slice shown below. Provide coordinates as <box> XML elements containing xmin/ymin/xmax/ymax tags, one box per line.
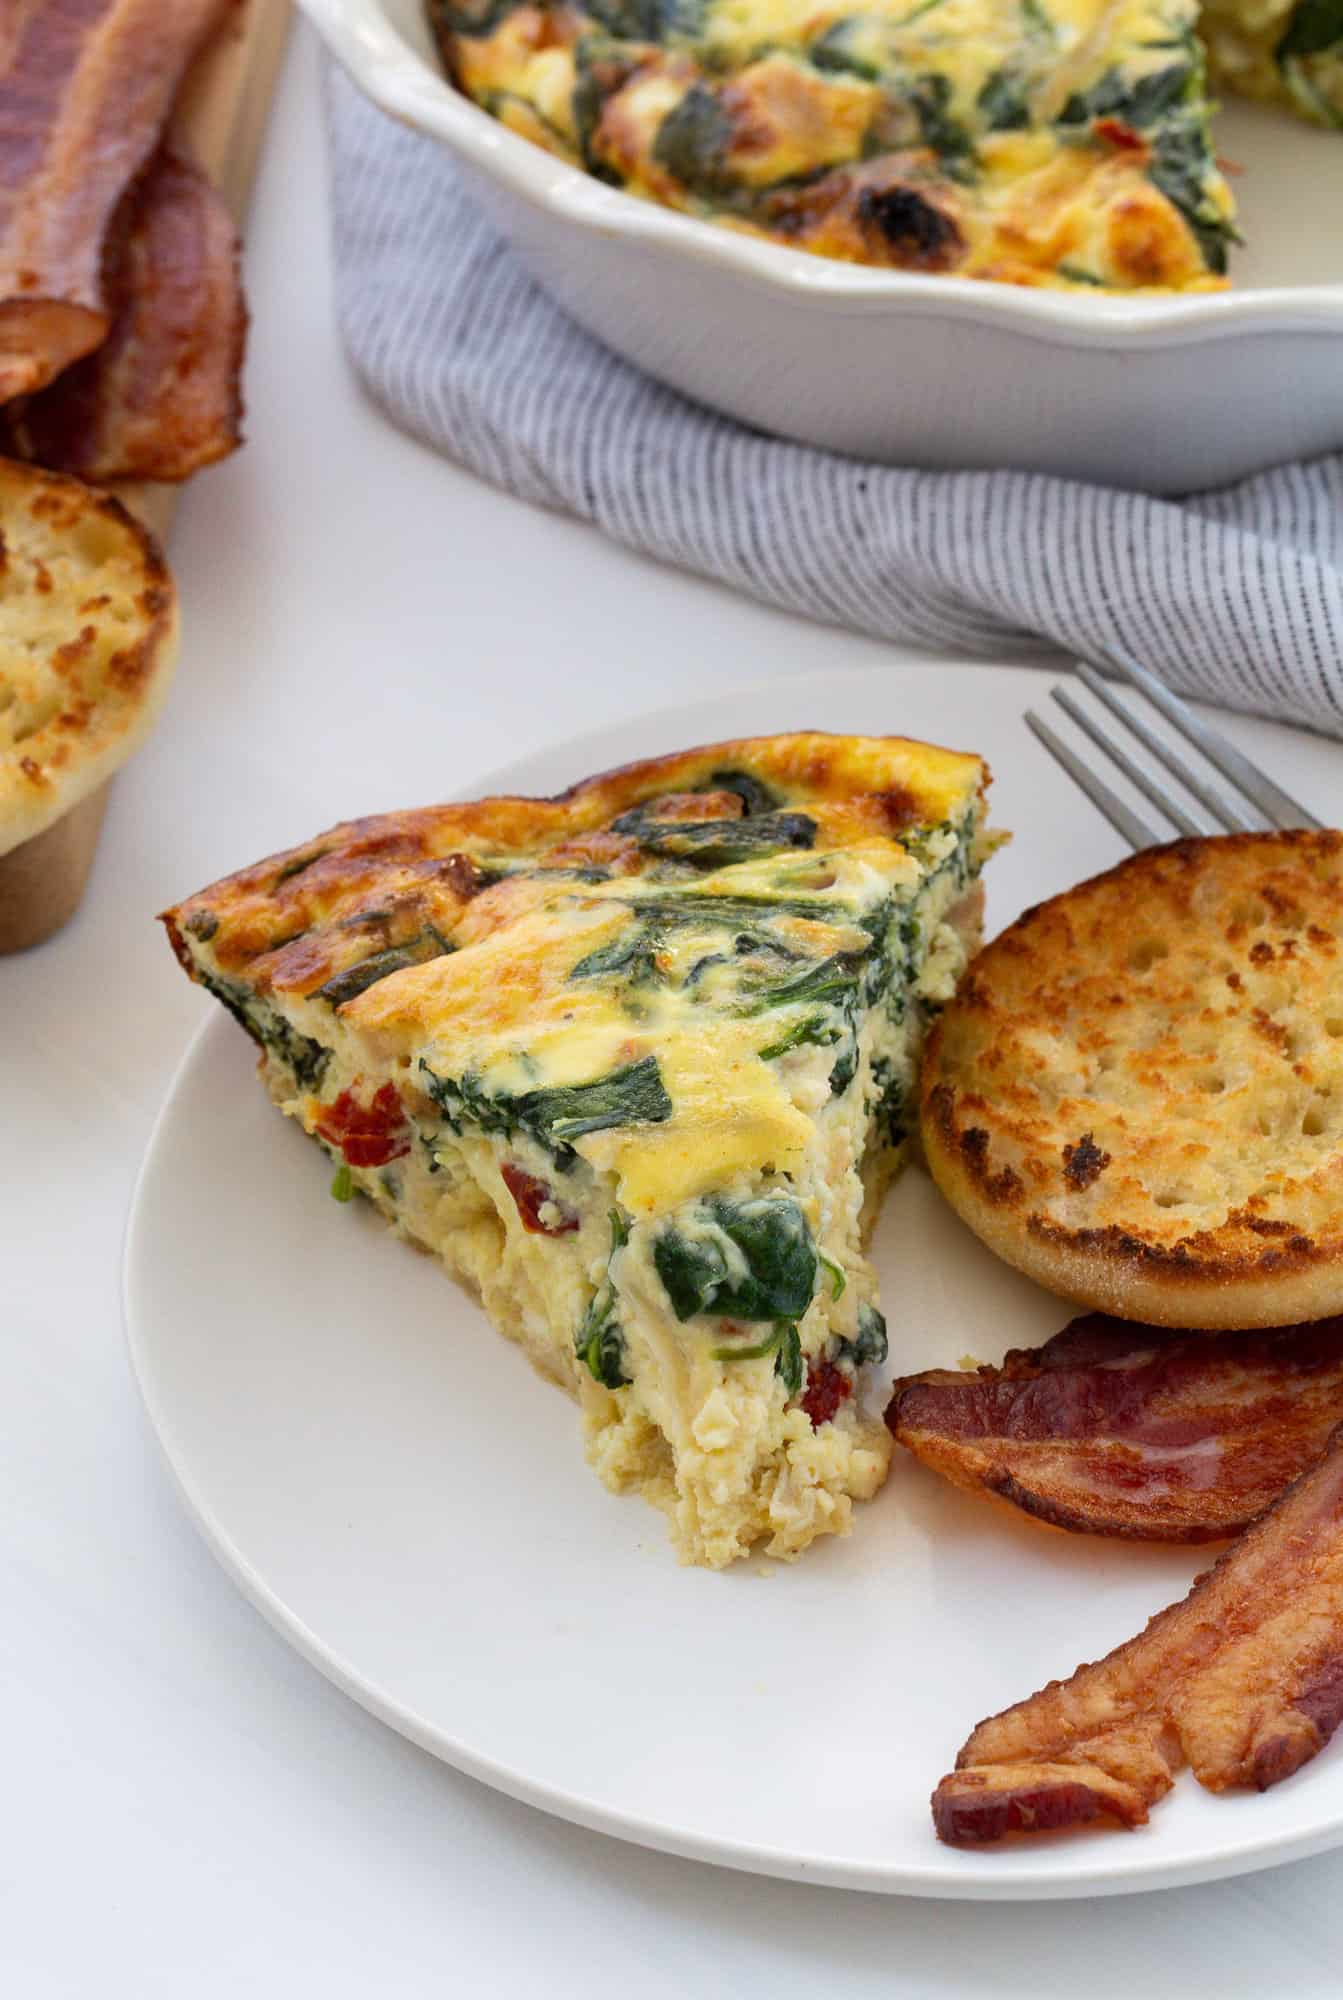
<box><xmin>2</xmin><ymin>146</ymin><xmax>245</xmax><ymax>480</ymax></box>
<box><xmin>0</xmin><ymin>0</ymin><xmax>230</xmax><ymax>400</ymax></box>
<box><xmin>933</xmin><ymin>1760</ymin><xmax>1157</xmax><ymax>1843</ymax></box>
<box><xmin>933</xmin><ymin>1423</ymin><xmax>1343</xmax><ymax>1844</ymax></box>
<box><xmin>888</xmin><ymin>1313</ymin><xmax>1343</xmax><ymax>1541</ymax></box>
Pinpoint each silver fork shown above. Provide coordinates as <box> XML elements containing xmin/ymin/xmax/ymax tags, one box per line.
<box><xmin>1025</xmin><ymin>650</ymin><xmax>1323</xmax><ymax>852</ymax></box>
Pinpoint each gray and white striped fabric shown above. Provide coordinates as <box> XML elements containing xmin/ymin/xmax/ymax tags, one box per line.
<box><xmin>324</xmin><ymin>63</ymin><xmax>1343</xmax><ymax>736</ymax></box>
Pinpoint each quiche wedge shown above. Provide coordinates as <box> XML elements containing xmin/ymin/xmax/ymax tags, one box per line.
<box><xmin>162</xmin><ymin>733</ymin><xmax>995</xmax><ymax>1568</ymax></box>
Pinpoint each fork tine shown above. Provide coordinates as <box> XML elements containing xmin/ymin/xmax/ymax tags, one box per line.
<box><xmin>1073</xmin><ymin>664</ymin><xmax>1254</xmax><ymax>834</ymax></box>
<box><xmin>1051</xmin><ymin>682</ymin><xmax>1204</xmax><ymax>838</ymax></box>
<box><xmin>1025</xmin><ymin>709</ymin><xmax>1157</xmax><ymax>852</ymax></box>
<box><xmin>1103</xmin><ymin>650</ymin><xmax>1322</xmax><ymax>832</ymax></box>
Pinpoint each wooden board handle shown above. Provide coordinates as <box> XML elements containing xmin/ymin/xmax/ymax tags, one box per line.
<box><xmin>2</xmin><ymin>0</ymin><xmax>292</xmax><ymax>951</ymax></box>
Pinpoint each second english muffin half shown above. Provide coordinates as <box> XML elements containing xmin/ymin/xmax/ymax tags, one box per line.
<box><xmin>921</xmin><ymin>831</ymin><xmax>1343</xmax><ymax>1330</ymax></box>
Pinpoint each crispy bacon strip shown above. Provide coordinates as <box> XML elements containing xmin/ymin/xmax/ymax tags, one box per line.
<box><xmin>0</xmin><ymin>0</ymin><xmax>230</xmax><ymax>400</ymax></box>
<box><xmin>933</xmin><ymin>1423</ymin><xmax>1343</xmax><ymax>1844</ymax></box>
<box><xmin>889</xmin><ymin>1313</ymin><xmax>1343</xmax><ymax>1541</ymax></box>
<box><xmin>2</xmin><ymin>145</ymin><xmax>245</xmax><ymax>480</ymax></box>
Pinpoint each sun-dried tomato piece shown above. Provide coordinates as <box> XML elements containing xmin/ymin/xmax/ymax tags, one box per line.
<box><xmin>1095</xmin><ymin>117</ymin><xmax>1145</xmax><ymax>150</ymax></box>
<box><xmin>501</xmin><ymin>1162</ymin><xmax>579</xmax><ymax>1235</ymax></box>
<box><xmin>800</xmin><ymin>1359</ymin><xmax>852</xmax><ymax>1428</ymax></box>
<box><xmin>314</xmin><ymin>1083</ymin><xmax>409</xmax><ymax>1168</ymax></box>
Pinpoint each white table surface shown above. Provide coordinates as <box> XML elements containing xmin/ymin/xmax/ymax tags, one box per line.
<box><xmin>8</xmin><ymin>19</ymin><xmax>1343</xmax><ymax>1994</ymax></box>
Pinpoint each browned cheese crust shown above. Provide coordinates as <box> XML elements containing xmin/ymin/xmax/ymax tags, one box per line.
<box><xmin>920</xmin><ymin>831</ymin><xmax>1343</xmax><ymax>1330</ymax></box>
<box><xmin>161</xmin><ymin>730</ymin><xmax>987</xmax><ymax>1004</ymax></box>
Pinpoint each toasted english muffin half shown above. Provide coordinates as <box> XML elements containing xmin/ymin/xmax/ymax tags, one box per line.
<box><xmin>0</xmin><ymin>459</ymin><xmax>178</xmax><ymax>857</ymax></box>
<box><xmin>921</xmin><ymin>831</ymin><xmax>1343</xmax><ymax>1330</ymax></box>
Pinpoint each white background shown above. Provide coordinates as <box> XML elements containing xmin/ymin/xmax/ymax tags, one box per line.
<box><xmin>7</xmin><ymin>19</ymin><xmax>1343</xmax><ymax>1992</ymax></box>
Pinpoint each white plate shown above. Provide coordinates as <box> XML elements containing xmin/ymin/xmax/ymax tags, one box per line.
<box><xmin>302</xmin><ymin>0</ymin><xmax>1343</xmax><ymax>489</ymax></box>
<box><xmin>127</xmin><ymin>662</ymin><xmax>1343</xmax><ymax>1899</ymax></box>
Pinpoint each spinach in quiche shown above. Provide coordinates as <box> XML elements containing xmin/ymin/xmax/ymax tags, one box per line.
<box><xmin>164</xmin><ymin>729</ymin><xmax>994</xmax><ymax>1569</ymax></box>
<box><xmin>428</xmin><ymin>0</ymin><xmax>1280</xmax><ymax>288</ymax></box>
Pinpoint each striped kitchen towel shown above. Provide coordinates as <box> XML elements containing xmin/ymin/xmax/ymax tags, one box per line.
<box><xmin>323</xmin><ymin>62</ymin><xmax>1343</xmax><ymax>737</ymax></box>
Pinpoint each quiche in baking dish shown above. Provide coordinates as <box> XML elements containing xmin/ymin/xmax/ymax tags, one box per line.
<box><xmin>428</xmin><ymin>0</ymin><xmax>1339</xmax><ymax>291</ymax></box>
<box><xmin>162</xmin><ymin>733</ymin><xmax>995</xmax><ymax>1567</ymax></box>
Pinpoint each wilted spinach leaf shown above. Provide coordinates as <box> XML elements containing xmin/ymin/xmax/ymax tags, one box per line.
<box><xmin>810</xmin><ymin>18</ymin><xmax>881</xmax><ymax>79</ymax></box>
<box><xmin>1058</xmin><ymin>61</ymin><xmax>1191</xmax><ymax>129</ymax></box>
<box><xmin>710</xmin><ymin>1319</ymin><xmax>805</xmax><ymax>1396</ymax></box>
<box><xmin>1278</xmin><ymin>0</ymin><xmax>1343</xmax><ymax>60</ymax></box>
<box><xmin>576</xmin><ymin>1287</ymin><xmax>630</xmax><ymax>1388</ymax></box>
<box><xmin>838</xmin><ymin>1304</ymin><xmax>889</xmax><ymax>1369</ymax></box>
<box><xmin>611</xmin><ymin>805</ymin><xmax>818</xmax><ymax>868</ymax></box>
<box><xmin>421</xmin><ymin>1054</ymin><xmax>672</xmax><ymax>1162</ymax></box>
<box><xmin>585</xmin><ymin>0</ymin><xmax>703</xmax><ymax>34</ymax></box>
<box><xmin>911</xmin><ymin>75</ymin><xmax>976</xmax><ymax>178</ymax></box>
<box><xmin>1148</xmin><ymin>124</ymin><xmax>1236</xmax><ymax>273</ymax></box>
<box><xmin>704</xmin><ymin>769</ymin><xmax>782</xmax><ymax>816</ymax></box>
<box><xmin>568</xmin><ymin>924</ymin><xmax>664</xmax><ymax>984</ymax></box>
<box><xmin>200</xmin><ymin>973</ymin><xmax>331</xmax><ymax>1091</ymax></box>
<box><xmin>654</xmin><ymin>85</ymin><xmax>735</xmax><ymax>193</ymax></box>
<box><xmin>775</xmin><ymin>1324</ymin><xmax>804</xmax><ymax>1397</ymax></box>
<box><xmin>317</xmin><ymin>929</ymin><xmax>453</xmax><ymax>1007</ymax></box>
<box><xmin>737</xmin><ymin>946</ymin><xmax>872</xmax><ymax>1017</ymax></box>
<box><xmin>654</xmin><ymin>1195</ymin><xmax>818</xmax><ymax>1322</ymax></box>
<box><xmin>977</xmin><ymin>67</ymin><xmax>1031</xmax><ymax>130</ymax></box>
<box><xmin>870</xmin><ymin>1054</ymin><xmax>907</xmax><ymax>1147</ymax></box>
<box><xmin>576</xmin><ymin>1209</ymin><xmax>633</xmax><ymax>1388</ymax></box>
<box><xmin>757</xmin><ymin>1013</ymin><xmax>841</xmax><ymax>1062</ymax></box>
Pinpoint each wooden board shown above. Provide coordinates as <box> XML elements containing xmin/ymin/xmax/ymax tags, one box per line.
<box><xmin>0</xmin><ymin>0</ymin><xmax>292</xmax><ymax>949</ymax></box>
<box><xmin>117</xmin><ymin>0</ymin><xmax>293</xmax><ymax>542</ymax></box>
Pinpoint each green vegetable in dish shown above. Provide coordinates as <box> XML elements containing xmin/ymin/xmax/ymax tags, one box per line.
<box><xmin>654</xmin><ymin>1195</ymin><xmax>818</xmax><ymax>1322</ymax></box>
<box><xmin>576</xmin><ymin>1287</ymin><xmax>630</xmax><ymax>1388</ymax></box>
<box><xmin>317</xmin><ymin>929</ymin><xmax>453</xmax><ymax>1007</ymax></box>
<box><xmin>838</xmin><ymin>1303</ymin><xmax>889</xmax><ymax>1369</ymax></box>
<box><xmin>576</xmin><ymin>1210</ymin><xmax>632</xmax><ymax>1388</ymax></box>
<box><xmin>703</xmin><ymin>769</ymin><xmax>782</xmax><ymax>816</ymax></box>
<box><xmin>711</xmin><ymin>1319</ymin><xmax>805</xmax><ymax>1397</ymax></box>
<box><xmin>1278</xmin><ymin>0</ymin><xmax>1343</xmax><ymax>57</ymax></box>
<box><xmin>421</xmin><ymin>1054</ymin><xmax>673</xmax><ymax>1163</ymax></box>
<box><xmin>199</xmin><ymin>972</ymin><xmax>331</xmax><ymax>1092</ymax></box>
<box><xmin>653</xmin><ymin>84</ymin><xmax>735</xmax><ymax>193</ymax></box>
<box><xmin>819</xmin><ymin>1251</ymin><xmax>847</xmax><ymax>1300</ymax></box>
<box><xmin>612</xmin><ymin>804</ymin><xmax>818</xmax><ymax>868</ymax></box>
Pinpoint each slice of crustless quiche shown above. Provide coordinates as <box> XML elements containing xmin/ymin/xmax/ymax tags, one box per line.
<box><xmin>162</xmin><ymin>734</ymin><xmax>996</xmax><ymax>1567</ymax></box>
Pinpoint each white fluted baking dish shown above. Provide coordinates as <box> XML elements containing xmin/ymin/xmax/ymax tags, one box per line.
<box><xmin>303</xmin><ymin>0</ymin><xmax>1343</xmax><ymax>491</ymax></box>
